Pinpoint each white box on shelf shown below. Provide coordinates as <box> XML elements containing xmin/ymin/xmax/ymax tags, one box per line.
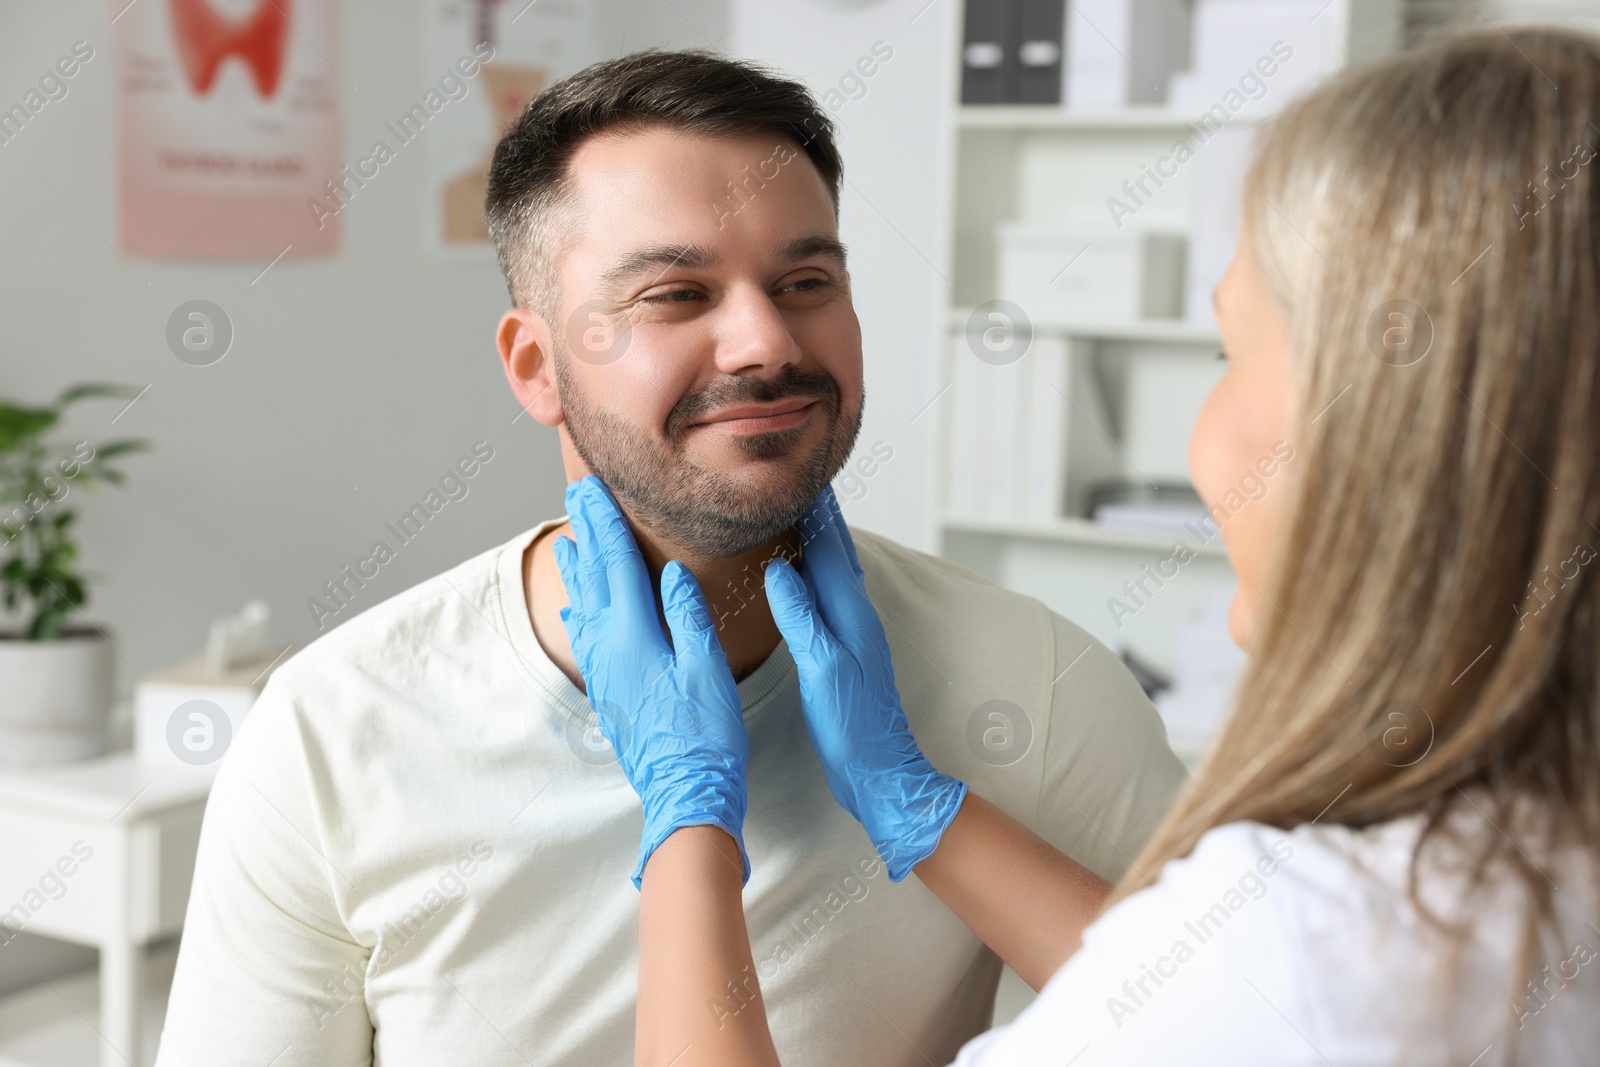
<box><xmin>1167</xmin><ymin>0</ymin><xmax>1331</xmax><ymax>117</ymax></box>
<box><xmin>134</xmin><ymin>646</ymin><xmax>292</xmax><ymax>773</ymax></box>
<box><xmin>1123</xmin><ymin>350</ymin><xmax>1226</xmax><ymax>483</ymax></box>
<box><xmin>1066</xmin><ymin>0</ymin><xmax>1191</xmax><ymax>110</ymax></box>
<box><xmin>996</xmin><ymin>223</ymin><xmax>1187</xmax><ymax>323</ymax></box>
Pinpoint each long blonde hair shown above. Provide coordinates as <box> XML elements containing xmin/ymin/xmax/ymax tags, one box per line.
<box><xmin>1112</xmin><ymin>24</ymin><xmax>1600</xmax><ymax>960</ymax></box>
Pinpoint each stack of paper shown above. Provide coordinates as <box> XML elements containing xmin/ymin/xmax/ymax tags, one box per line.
<box><xmin>1092</xmin><ymin>497</ymin><xmax>1211</xmax><ymax>537</ymax></box>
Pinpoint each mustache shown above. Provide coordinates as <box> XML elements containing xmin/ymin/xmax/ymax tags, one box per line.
<box><xmin>665</xmin><ymin>366</ymin><xmax>840</xmax><ymax>438</ymax></box>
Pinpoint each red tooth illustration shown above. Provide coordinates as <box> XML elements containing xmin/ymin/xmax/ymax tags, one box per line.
<box><xmin>168</xmin><ymin>0</ymin><xmax>292</xmax><ymax>98</ymax></box>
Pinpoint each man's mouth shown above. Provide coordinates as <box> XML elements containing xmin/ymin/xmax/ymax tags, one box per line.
<box><xmin>689</xmin><ymin>397</ymin><xmax>818</xmax><ymax>435</ymax></box>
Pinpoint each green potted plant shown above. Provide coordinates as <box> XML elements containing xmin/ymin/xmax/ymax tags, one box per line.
<box><xmin>0</xmin><ymin>384</ymin><xmax>148</xmax><ymax>763</ymax></box>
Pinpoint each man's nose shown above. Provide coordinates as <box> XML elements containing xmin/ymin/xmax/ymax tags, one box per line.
<box><xmin>711</xmin><ymin>287</ymin><xmax>803</xmax><ymax>376</ymax></box>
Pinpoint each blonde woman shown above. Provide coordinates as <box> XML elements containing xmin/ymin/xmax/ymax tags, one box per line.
<box><xmin>555</xmin><ymin>26</ymin><xmax>1600</xmax><ymax>1066</ymax></box>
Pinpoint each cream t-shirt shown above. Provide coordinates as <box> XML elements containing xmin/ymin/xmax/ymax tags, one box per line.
<box><xmin>155</xmin><ymin>520</ymin><xmax>1187</xmax><ymax>1067</ymax></box>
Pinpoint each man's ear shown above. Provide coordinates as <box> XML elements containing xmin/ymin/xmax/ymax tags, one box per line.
<box><xmin>498</xmin><ymin>308</ymin><xmax>564</xmax><ymax>427</ymax></box>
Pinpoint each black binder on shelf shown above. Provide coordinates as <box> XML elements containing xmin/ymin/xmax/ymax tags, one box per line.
<box><xmin>961</xmin><ymin>0</ymin><xmax>1011</xmax><ymax>104</ymax></box>
<box><xmin>1017</xmin><ymin>0</ymin><xmax>1065</xmax><ymax>104</ymax></box>
<box><xmin>961</xmin><ymin>0</ymin><xmax>1065</xmax><ymax>106</ymax></box>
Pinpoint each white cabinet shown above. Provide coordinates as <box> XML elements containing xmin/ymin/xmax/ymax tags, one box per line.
<box><xmin>0</xmin><ymin>751</ymin><xmax>212</xmax><ymax>1067</ymax></box>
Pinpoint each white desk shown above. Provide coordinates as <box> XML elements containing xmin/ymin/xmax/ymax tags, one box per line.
<box><xmin>0</xmin><ymin>749</ymin><xmax>213</xmax><ymax>1067</ymax></box>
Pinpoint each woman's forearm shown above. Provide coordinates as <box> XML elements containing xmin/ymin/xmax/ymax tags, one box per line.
<box><xmin>913</xmin><ymin>792</ymin><xmax>1110</xmax><ymax>991</ymax></box>
<box><xmin>637</xmin><ymin>826</ymin><xmax>782</xmax><ymax>1067</ymax></box>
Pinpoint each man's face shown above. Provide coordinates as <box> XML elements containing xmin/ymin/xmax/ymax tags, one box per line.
<box><xmin>547</xmin><ymin>126</ymin><xmax>863</xmax><ymax>559</ymax></box>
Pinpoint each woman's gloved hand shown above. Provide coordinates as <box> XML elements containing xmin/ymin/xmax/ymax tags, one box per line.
<box><xmin>554</xmin><ymin>476</ymin><xmax>750</xmax><ymax>890</ymax></box>
<box><xmin>765</xmin><ymin>489</ymin><xmax>968</xmax><ymax>881</ymax></box>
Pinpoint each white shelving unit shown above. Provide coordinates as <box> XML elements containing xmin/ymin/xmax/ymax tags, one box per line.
<box><xmin>945</xmin><ymin>308</ymin><xmax>1223</xmax><ymax>346</ymax></box>
<box><xmin>942</xmin><ymin>512</ymin><xmax>1228</xmax><ymax>557</ymax></box>
<box><xmin>931</xmin><ymin>1</ymin><xmax>1405</xmax><ymax>688</ymax></box>
<box><xmin>955</xmin><ymin>105</ymin><xmax>1266</xmax><ymax>131</ymax></box>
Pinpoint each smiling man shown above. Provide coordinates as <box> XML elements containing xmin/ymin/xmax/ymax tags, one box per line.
<box><xmin>156</xmin><ymin>50</ymin><xmax>1186</xmax><ymax>1067</ymax></box>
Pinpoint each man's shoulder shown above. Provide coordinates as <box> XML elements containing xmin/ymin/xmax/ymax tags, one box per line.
<box><xmin>847</xmin><ymin>526</ymin><xmax>1182</xmax><ymax>876</ymax></box>
<box><xmin>848</xmin><ymin>526</ymin><xmax>1087</xmax><ymax>654</ymax></box>
<box><xmin>275</xmin><ymin>525</ymin><xmax>540</xmax><ymax>691</ymax></box>
<box><xmin>851</xmin><ymin>526</ymin><xmax>1026</xmax><ymax>607</ymax></box>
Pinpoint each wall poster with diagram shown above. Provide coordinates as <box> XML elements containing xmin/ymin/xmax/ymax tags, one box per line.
<box><xmin>424</xmin><ymin>0</ymin><xmax>598</xmax><ymax>252</ymax></box>
<box><xmin>114</xmin><ymin>0</ymin><xmax>345</xmax><ymax>260</ymax></box>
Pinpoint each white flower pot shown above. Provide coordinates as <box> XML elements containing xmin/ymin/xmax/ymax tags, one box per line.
<box><xmin>0</xmin><ymin>630</ymin><xmax>115</xmax><ymax>763</ymax></box>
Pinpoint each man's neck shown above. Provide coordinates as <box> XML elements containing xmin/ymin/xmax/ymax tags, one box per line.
<box><xmin>525</xmin><ymin>514</ymin><xmax>800</xmax><ymax>693</ymax></box>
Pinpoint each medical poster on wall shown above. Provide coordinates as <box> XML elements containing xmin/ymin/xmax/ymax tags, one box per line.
<box><xmin>423</xmin><ymin>0</ymin><xmax>597</xmax><ymax>251</ymax></box>
<box><xmin>114</xmin><ymin>0</ymin><xmax>344</xmax><ymax>260</ymax></box>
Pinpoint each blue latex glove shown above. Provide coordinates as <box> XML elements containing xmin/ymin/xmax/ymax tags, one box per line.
<box><xmin>766</xmin><ymin>489</ymin><xmax>968</xmax><ymax>881</ymax></box>
<box><xmin>553</xmin><ymin>476</ymin><xmax>751</xmax><ymax>890</ymax></box>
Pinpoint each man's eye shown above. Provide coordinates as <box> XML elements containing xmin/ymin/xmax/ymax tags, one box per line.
<box><xmin>641</xmin><ymin>289</ymin><xmax>703</xmax><ymax>305</ymax></box>
<box><xmin>784</xmin><ymin>277</ymin><xmax>830</xmax><ymax>293</ymax></box>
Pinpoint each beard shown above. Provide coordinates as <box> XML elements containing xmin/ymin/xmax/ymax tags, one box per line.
<box><xmin>554</xmin><ymin>346</ymin><xmax>862</xmax><ymax>559</ymax></box>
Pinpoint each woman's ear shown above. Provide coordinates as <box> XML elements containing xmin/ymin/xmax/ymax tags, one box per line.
<box><xmin>498</xmin><ymin>308</ymin><xmax>564</xmax><ymax>427</ymax></box>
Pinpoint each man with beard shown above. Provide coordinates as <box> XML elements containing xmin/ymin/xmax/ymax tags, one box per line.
<box><xmin>156</xmin><ymin>50</ymin><xmax>1187</xmax><ymax>1067</ymax></box>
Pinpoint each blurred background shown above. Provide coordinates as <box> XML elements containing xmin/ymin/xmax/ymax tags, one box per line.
<box><xmin>1</xmin><ymin>0</ymin><xmax>1596</xmax><ymax>1062</ymax></box>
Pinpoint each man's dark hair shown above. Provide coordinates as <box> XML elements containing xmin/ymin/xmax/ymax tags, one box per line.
<box><xmin>486</xmin><ymin>49</ymin><xmax>844</xmax><ymax>316</ymax></box>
